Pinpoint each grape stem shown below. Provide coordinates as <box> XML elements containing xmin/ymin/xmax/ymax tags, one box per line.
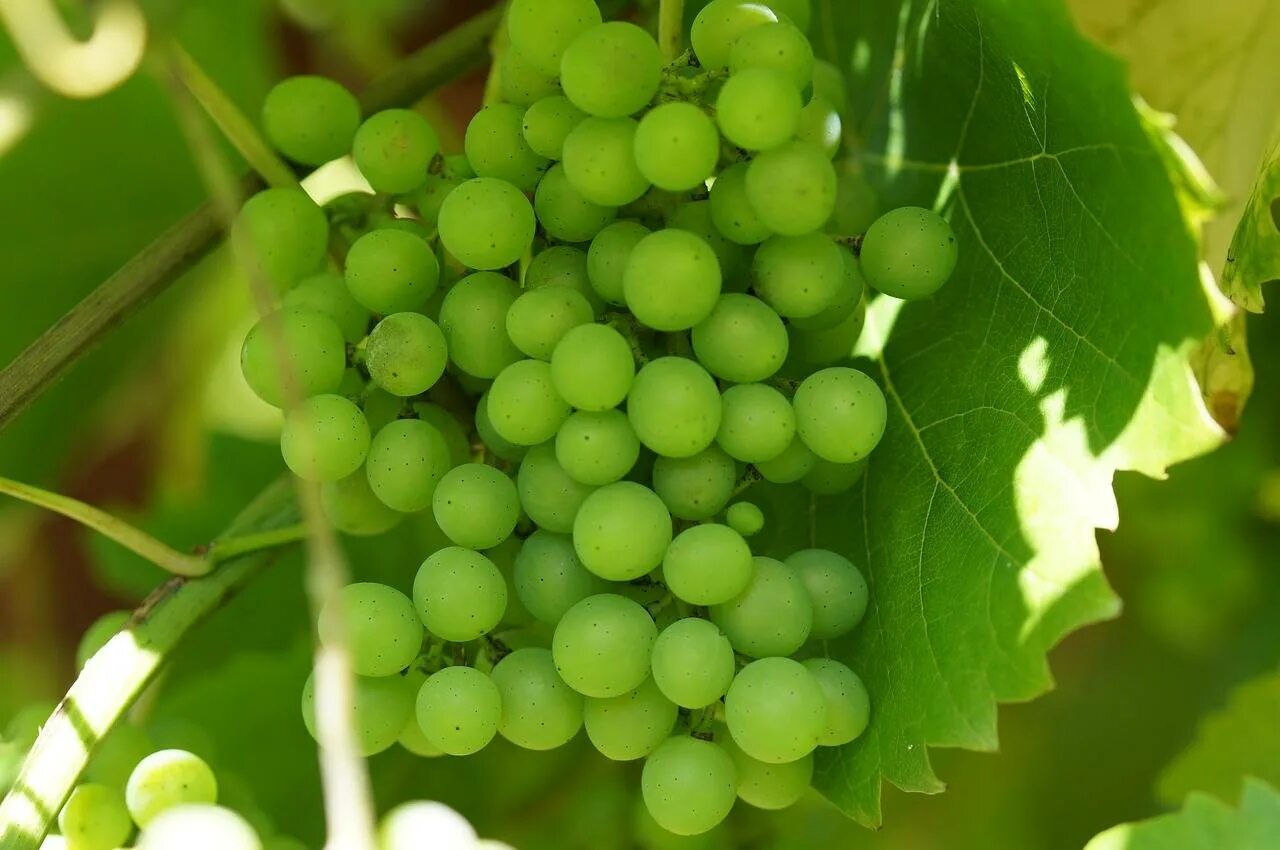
<box><xmin>658</xmin><ymin>0</ymin><xmax>686</xmax><ymax>61</ymax></box>
<box><xmin>732</xmin><ymin>466</ymin><xmax>763</xmax><ymax>497</ymax></box>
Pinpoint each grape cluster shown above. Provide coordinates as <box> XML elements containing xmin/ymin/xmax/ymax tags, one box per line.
<box><xmin>230</xmin><ymin>0</ymin><xmax>957</xmax><ymax>838</ymax></box>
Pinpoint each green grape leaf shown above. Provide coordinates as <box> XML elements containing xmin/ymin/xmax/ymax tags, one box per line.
<box><xmin>1222</xmin><ymin>149</ymin><xmax>1280</xmax><ymax>311</ymax></box>
<box><xmin>1084</xmin><ymin>779</ymin><xmax>1280</xmax><ymax>850</ymax></box>
<box><xmin>1157</xmin><ymin>671</ymin><xmax>1280</xmax><ymax>805</ymax></box>
<box><xmin>751</xmin><ymin>0</ymin><xmax>1225</xmax><ymax>826</ymax></box>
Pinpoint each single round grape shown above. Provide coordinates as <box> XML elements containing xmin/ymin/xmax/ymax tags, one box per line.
<box><xmin>803</xmin><ymin>458</ymin><xmax>866</xmax><ymax>495</ymax></box>
<box><xmin>725</xmin><ymin>657</ymin><xmax>825</xmax><ymax>763</ymax></box>
<box><xmin>415</xmin><ymin>666</ymin><xmax>502</xmax><ymax>755</ymax></box>
<box><xmin>138</xmin><ymin>804</ymin><xmax>261</xmax><ymax>850</ymax></box>
<box><xmin>476</xmin><ymin>392</ymin><xmax>529</xmax><ymax>463</ymax></box>
<box><xmin>560</xmin><ymin>22</ymin><xmax>661</xmax><ymax>118</ymax></box>
<box><xmin>790</xmin><ymin>302</ymin><xmax>866</xmax><ymax>369</ymax></box>
<box><xmin>720</xmin><ymin>733</ymin><xmax>812</xmax><ymax>810</ymax></box>
<box><xmin>365</xmin><ymin>418</ymin><xmax>451</xmax><ymax>512</ymax></box>
<box><xmin>322</xmin><ymin>470</ymin><xmax>403</xmax><ymax>536</ymax></box>
<box><xmin>690</xmin><ymin>0</ymin><xmax>778</xmax><ymax>69</ymax></box>
<box><xmin>506</xmin><ymin>286</ymin><xmax>594</xmax><ymax>361</ymax></box>
<box><xmin>663</xmin><ymin>523</ymin><xmax>753</xmax><ymax>606</ymax></box>
<box><xmin>716</xmin><ymin>68</ymin><xmax>802</xmax><ymax>151</ymax></box>
<box><xmin>302</xmin><ymin>671</ymin><xmax>416</xmax><ymax>756</ymax></box>
<box><xmin>573</xmin><ymin>481</ymin><xmax>672</xmax><ymax>580</ymax></box>
<box><xmin>786</xmin><ymin>549</ymin><xmax>868</xmax><ymax>639</ymax></box>
<box><xmin>650</xmin><ymin>618</ymin><xmax>736</xmax><ymax>709</ymax></box>
<box><xmin>411</xmin><ymin>172</ymin><xmax>461</xmax><ymax>232</ymax></box>
<box><xmin>413</xmin><ymin>547</ymin><xmax>507</xmax><ymax>641</ymax></box>
<box><xmin>634</xmin><ymin>102</ymin><xmax>720</xmax><ymax>191</ymax></box>
<box><xmin>555</xmin><ymin>409</ymin><xmax>640</xmax><ymax>485</ymax></box>
<box><xmin>525</xmin><ymin>245</ymin><xmax>604</xmax><ymax>314</ymax></box>
<box><xmin>437</xmin><ymin>271</ymin><xmax>522</xmax><ymax>378</ymax></box>
<box><xmin>745</xmin><ymin>140</ymin><xmax>837</xmax><ymax>235</ymax></box>
<box><xmin>490</xmin><ymin>647</ymin><xmax>583</xmax><ymax>750</ymax></box>
<box><xmin>708</xmin><ymin>161</ymin><xmax>772</xmax><ymax>245</ymax></box>
<box><xmin>690</xmin><ymin>293</ymin><xmax>788</xmax><ymax>383</ymax></box>
<box><xmin>522</xmin><ymin>94</ymin><xmax>587</xmax><ymax>160</ymax></box>
<box><xmin>508</xmin><ymin>0</ymin><xmax>602</xmax><ymax>76</ymax></box>
<box><xmin>498</xmin><ymin>46</ymin><xmax>559</xmax><ymax>106</ymax></box>
<box><xmin>352</xmin><ymin>108</ymin><xmax>439</xmax><ymax>194</ymax></box>
<box><xmin>650</xmin><ymin>445</ymin><xmax>737</xmax><ymax>521</ymax></box>
<box><xmin>710</xmin><ymin>556</ymin><xmax>811</xmax><ymax>657</ymax></box>
<box><xmin>753</xmin><ymin>232</ymin><xmax>845</xmax><ymax>319</ymax></box>
<box><xmin>535</xmin><ymin>162</ymin><xmax>619</xmax><ymax>242</ymax></box>
<box><xmin>795</xmin><ymin>93</ymin><xmax>842</xmax><ymax>158</ymax></box>
<box><xmin>553</xmin><ymin>593</ymin><xmax>657</xmax><ymax>697</ymax></box>
<box><xmin>362</xmin><ymin>388</ymin><xmax>403</xmax><ymax>435</ymax></box>
<box><xmin>623</xmin><ymin>230</ymin><xmax>722</xmax><ymax>331</ymax></box>
<box><xmin>717</xmin><ymin>383</ymin><xmax>795</xmax><ymax>463</ymax></box>
<box><xmin>859</xmin><ymin>206</ymin><xmax>959</xmax><ymax>299</ymax></box>
<box><xmin>464</xmin><ymin>103</ymin><xmax>549</xmax><ymax>193</ymax></box>
<box><xmin>641</xmin><ymin>736</ymin><xmax>738</xmax><ymax>836</ymax></box>
<box><xmin>233</xmin><ymin>188</ymin><xmax>329</xmax><ymax>291</ymax></box>
<box><xmin>432</xmin><ymin>464</ymin><xmax>519</xmax><ymax>549</ymax></box>
<box><xmin>550</xmin><ymin>323</ymin><xmax>636</xmax><ymax>411</ymax></box>
<box><xmin>669</xmin><ymin>200</ymin><xmax>750</xmax><ymax>286</ymax></box>
<box><xmin>365</xmin><ymin>312</ymin><xmax>447</xmax><ymax>397</ymax></box>
<box><xmin>261</xmin><ymin>75</ymin><xmax>360</xmax><ymax>166</ymax></box>
<box><xmin>791</xmin><ymin>250</ymin><xmax>864</xmax><ymax>330</ymax></box>
<box><xmin>379</xmin><ymin>802</ymin><xmax>476</xmax><ymax>850</ymax></box>
<box><xmin>517</xmin><ymin>442</ymin><xmax>596</xmax><ymax>534</ymax></box>
<box><xmin>438</xmin><ymin>178</ymin><xmax>536</xmax><ymax>270</ymax></box>
<box><xmin>585</xmin><ymin>676</ymin><xmax>678</xmax><ymax>761</ymax></box>
<box><xmin>280</xmin><ymin>394</ymin><xmax>370</xmax><ymax>482</ymax></box>
<box><xmin>562</xmin><ymin>116</ymin><xmax>651</xmax><ymax>206</ymax></box>
<box><xmin>282</xmin><ymin>271</ymin><xmax>370</xmax><ymax>343</ymax></box>
<box><xmin>728</xmin><ymin>21</ymin><xmax>813</xmax><ymax>88</ymax></box>
<box><xmin>587</xmin><ymin>220</ymin><xmax>650</xmax><ymax>305</ymax></box>
<box><xmin>793</xmin><ymin>367</ymin><xmax>887</xmax><ymax>463</ymax></box>
<box><xmin>513</xmin><ymin>530</ymin><xmax>607</xmax><ymax>624</ymax></box>
<box><xmin>344</xmin><ymin>228</ymin><xmax>440</xmax><ymax>314</ymax></box>
<box><xmin>755</xmin><ymin>435</ymin><xmax>816</xmax><ymax>484</ymax></box>
<box><xmin>319</xmin><ymin>582</ymin><xmax>421</xmax><ymax>678</ymax></box>
<box><xmin>802</xmin><ymin>658</ymin><xmax>870</xmax><ymax>746</ymax></box>
<box><xmin>398</xmin><ymin>710</ymin><xmax>444</xmax><ymax>757</ymax></box>
<box><xmin>487</xmin><ymin>360</ymin><xmax>571</xmax><ymax>446</ymax></box>
<box><xmin>126</xmin><ymin>749</ymin><xmax>218</xmax><ymax>826</ymax></box>
<box><xmin>766</xmin><ymin>0</ymin><xmax>811</xmax><ymax>29</ymax></box>
<box><xmin>241</xmin><ymin>308</ymin><xmax>346</xmax><ymax>408</ymax></box>
<box><xmin>76</xmin><ymin>610</ymin><xmax>129</xmax><ymax>668</ymax></box>
<box><xmin>59</xmin><ymin>783</ymin><xmax>132</xmax><ymax>850</ymax></box>
<box><xmin>725</xmin><ymin>501</ymin><xmax>765</xmax><ymax>536</ymax></box>
<box><xmin>628</xmin><ymin>357</ymin><xmax>722</xmax><ymax>458</ymax></box>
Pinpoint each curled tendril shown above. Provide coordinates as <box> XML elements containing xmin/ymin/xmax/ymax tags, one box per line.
<box><xmin>0</xmin><ymin>0</ymin><xmax>146</xmax><ymax>99</ymax></box>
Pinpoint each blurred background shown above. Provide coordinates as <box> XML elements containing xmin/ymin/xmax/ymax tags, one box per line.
<box><xmin>0</xmin><ymin>1</ymin><xmax>1277</xmax><ymax>848</ymax></box>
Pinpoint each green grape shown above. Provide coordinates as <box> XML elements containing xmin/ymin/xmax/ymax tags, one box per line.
<box><xmin>584</xmin><ymin>676</ymin><xmax>678</xmax><ymax>761</ymax></box>
<box><xmin>690</xmin><ymin>0</ymin><xmax>778</xmax><ymax>70</ymax></box>
<box><xmin>464</xmin><ymin>103</ymin><xmax>549</xmax><ymax>193</ymax></box>
<box><xmin>487</xmin><ymin>535</ymin><xmax>536</xmax><ymax>628</ymax></box>
<box><xmin>719</xmin><ymin>733</ymin><xmax>812</xmax><ymax>810</ymax></box>
<box><xmin>232</xmin><ymin>188</ymin><xmax>329</xmax><ymax>291</ymax></box>
<box><xmin>85</xmin><ymin>723</ymin><xmax>152</xmax><ymax>788</ymax></box>
<box><xmin>550</xmin><ymin>323</ymin><xmax>635</xmax><ymax>411</ymax></box>
<box><xmin>789</xmin><ymin>303</ymin><xmax>865</xmax><ymax>365</ymax></box>
<box><xmin>754</xmin><ymin>435</ymin><xmax>816</xmax><ymax>483</ymax></box>
<box><xmin>499</xmin><ymin>46</ymin><xmax>560</xmax><ymax>106</ymax></box>
<box><xmin>490</xmin><ymin>647</ymin><xmax>583</xmax><ymax>750</ymax></box>
<box><xmin>811</xmin><ymin>58</ymin><xmax>848</xmax><ymax>115</ymax></box>
<box><xmin>708</xmin><ymin>162</ymin><xmax>772</xmax><ymax>245</ymax></box>
<box><xmin>562</xmin><ymin>117</ymin><xmax>651</xmax><ymax>206</ymax></box>
<box><xmin>802</xmin><ymin>658</ymin><xmax>870</xmax><ymax>746</ymax></box>
<box><xmin>690</xmin><ymin>294</ymin><xmax>787</xmax><ymax>383</ymax></box>
<box><xmin>365</xmin><ymin>418</ymin><xmax>451</xmax><ymax>512</ymax></box>
<box><xmin>137</xmin><ymin>804</ymin><xmax>261</xmax><ymax>850</ymax></box>
<box><xmin>413</xmin><ymin>547</ymin><xmax>507</xmax><ymax>641</ymax></box>
<box><xmin>634</xmin><ymin>102</ymin><xmax>720</xmax><ymax>191</ymax></box>
<box><xmin>321</xmin><ymin>470</ymin><xmax>403</xmax><ymax>536</ymax></box>
<box><xmin>241</xmin><ymin>308</ymin><xmax>346</xmax><ymax>408</ymax></box>
<box><xmin>668</xmin><ymin>201</ymin><xmax>749</xmax><ymax>287</ymax></box>
<box><xmin>650</xmin><ymin>618</ymin><xmax>736</xmax><ymax>709</ymax></box>
<box><xmin>717</xmin><ymin>383</ymin><xmax>795</xmax><ymax>463</ymax></box>
<box><xmin>280</xmin><ymin>394</ymin><xmax>370</xmax><ymax>482</ymax></box>
<box><xmin>514</xmin><ymin>530</ymin><xmax>608</xmax><ymax>624</ymax></box>
<box><xmin>725</xmin><ymin>501</ymin><xmax>765</xmax><ymax>536</ymax></box>
<box><xmin>59</xmin><ymin>783</ymin><xmax>131</xmax><ymax>850</ymax></box>
<box><xmin>432</xmin><ymin>463</ymin><xmax>520</xmax><ymax>549</ymax></box>
<box><xmin>508</xmin><ymin>0</ymin><xmax>602</xmax><ymax>77</ymax></box>
<box><xmin>525</xmin><ymin>245</ymin><xmax>603</xmax><ymax>315</ymax></box>
<box><xmin>363</xmin><ymin>388</ymin><xmax>403</xmax><ymax>434</ymax></box>
<box><xmin>352</xmin><ymin>109</ymin><xmax>439</xmax><ymax>194</ymax></box>
<box><xmin>786</xmin><ymin>549</ymin><xmax>868</xmax><ymax>639</ymax></box>
<box><xmin>859</xmin><ymin>206</ymin><xmax>959</xmax><ymax>299</ymax></box>
<box><xmin>318</xmin><ymin>583</ymin><xmax>421</xmax><ymax>677</ymax></box>
<box><xmin>628</xmin><ymin>357</ymin><xmax>722</xmax><ymax>458</ymax></box>
<box><xmin>261</xmin><ymin>75</ymin><xmax>360</xmax><ymax>166</ymax></box>
<box><xmin>282</xmin><ymin>271</ymin><xmax>370</xmax><ymax>343</ymax></box>
<box><xmin>555</xmin><ymin>409</ymin><xmax>640</xmax><ymax>485</ymax></box>
<box><xmin>651</xmin><ymin>446</ymin><xmax>736</xmax><ymax>521</ymax></box>
<box><xmin>506</xmin><ymin>285</ymin><xmax>594</xmax><ymax>360</ymax></box>
<box><xmin>716</xmin><ymin>68</ymin><xmax>802</xmax><ymax>152</ymax></box>
<box><xmin>560</xmin><ymin>22</ymin><xmax>661</xmax><ymax>118</ymax></box>
<box><xmin>412</xmin><ymin>172</ymin><xmax>460</xmax><ymax>232</ymax></box>
<box><xmin>553</xmin><ymin>593</ymin><xmax>658</xmax><ymax>697</ymax></box>
<box><xmin>623</xmin><ymin>230</ymin><xmax>722</xmax><ymax>331</ymax></box>
<box><xmin>344</xmin><ymin>228</ymin><xmax>440</xmax><ymax>314</ymax></box>
<box><xmin>365</xmin><ymin>312</ymin><xmax>447</xmax><ymax>397</ymax></box>
<box><xmin>587</xmin><ymin>220</ymin><xmax>650</xmax><ymax>305</ymax></box>
<box><xmin>487</xmin><ymin>360</ymin><xmax>571</xmax><ymax>446</ymax></box>
<box><xmin>641</xmin><ymin>736</ymin><xmax>737</xmax><ymax>836</ymax></box>
<box><xmin>831</xmin><ymin>169</ymin><xmax>881</xmax><ymax>235</ymax></box>
<box><xmin>790</xmin><ymin>250</ymin><xmax>863</xmax><ymax>330</ymax></box>
<box><xmin>663</xmin><ymin>524</ymin><xmax>753</xmax><ymax>605</ymax></box>
<box><xmin>476</xmin><ymin>392</ymin><xmax>529</xmax><ymax>463</ymax></box>
<box><xmin>573</xmin><ymin>481</ymin><xmax>672</xmax><ymax>580</ymax></box>
<box><xmin>413</xmin><ymin>402</ymin><xmax>471</xmax><ymax>467</ymax></box>
<box><xmin>725</xmin><ymin>657</ymin><xmax>825</xmax><ymax>763</ymax></box>
<box><xmin>517</xmin><ymin>442</ymin><xmax>596</xmax><ymax>534</ymax></box>
<box><xmin>415</xmin><ymin>666</ymin><xmax>502</xmax><ymax>755</ymax></box>
<box><xmin>522</xmin><ymin>95</ymin><xmax>587</xmax><ymax>160</ymax></box>
<box><xmin>753</xmin><ymin>232</ymin><xmax>845</xmax><ymax>319</ymax></box>
<box><xmin>792</xmin><ymin>367</ymin><xmax>886</xmax><ymax>462</ymax></box>
<box><xmin>535</xmin><ymin>163</ymin><xmax>619</xmax><ymax>242</ymax></box>
<box><xmin>710</xmin><ymin>557</ymin><xmax>811</xmax><ymax>657</ymax></box>
<box><xmin>125</xmin><ymin>749</ymin><xmax>218</xmax><ymax>826</ymax></box>
<box><xmin>76</xmin><ymin>610</ymin><xmax>129</xmax><ymax>668</ymax></box>
<box><xmin>745</xmin><ymin>140</ymin><xmax>837</xmax><ymax>235</ymax></box>
<box><xmin>301</xmin><ymin>670</ymin><xmax>416</xmax><ymax>756</ymax></box>
<box><xmin>728</xmin><ymin>22</ymin><xmax>813</xmax><ymax>88</ymax></box>
<box><xmin>397</xmin><ymin>710</ymin><xmax>444</xmax><ymax>757</ymax></box>
<box><xmin>802</xmin><ymin>458</ymin><xmax>866</xmax><ymax>494</ymax></box>
<box><xmin>379</xmin><ymin>803</ymin><xmax>480</xmax><ymax>850</ymax></box>
<box><xmin>437</xmin><ymin>271</ymin><xmax>522</xmax><ymax>378</ymax></box>
<box><xmin>766</xmin><ymin>0</ymin><xmax>811</xmax><ymax>29</ymax></box>
<box><xmin>795</xmin><ymin>94</ymin><xmax>842</xmax><ymax>158</ymax></box>
<box><xmin>438</xmin><ymin>178</ymin><xmax>536</xmax><ymax>270</ymax></box>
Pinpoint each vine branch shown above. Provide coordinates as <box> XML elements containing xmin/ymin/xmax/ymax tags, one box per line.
<box><xmin>658</xmin><ymin>0</ymin><xmax>685</xmax><ymax>61</ymax></box>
